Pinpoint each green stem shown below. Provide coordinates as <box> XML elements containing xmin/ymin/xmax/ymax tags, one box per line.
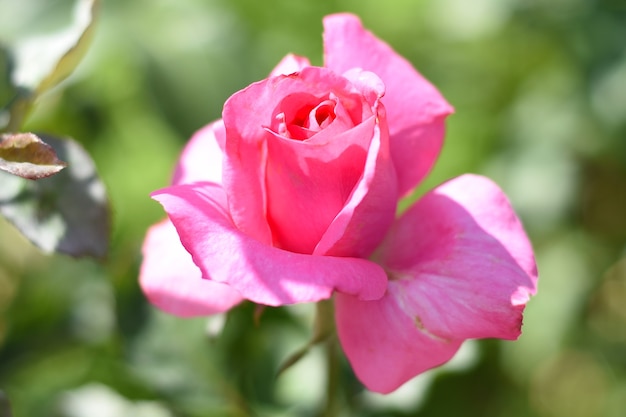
<box><xmin>2</xmin><ymin>89</ymin><xmax>34</xmax><ymax>134</ymax></box>
<box><xmin>6</xmin><ymin>98</ymin><xmax>31</xmax><ymax>133</ymax></box>
<box><xmin>323</xmin><ymin>334</ymin><xmax>341</xmax><ymax>417</ymax></box>
<box><xmin>317</xmin><ymin>299</ymin><xmax>341</xmax><ymax>417</ymax></box>
<box><xmin>313</xmin><ymin>299</ymin><xmax>335</xmax><ymax>342</ymax></box>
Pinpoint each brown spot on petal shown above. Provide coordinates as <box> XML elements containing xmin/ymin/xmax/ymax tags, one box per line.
<box><xmin>414</xmin><ymin>315</ymin><xmax>451</xmax><ymax>343</ymax></box>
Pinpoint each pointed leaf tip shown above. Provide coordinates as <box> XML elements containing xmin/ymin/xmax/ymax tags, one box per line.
<box><xmin>0</xmin><ymin>132</ymin><xmax>67</xmax><ymax>179</ymax></box>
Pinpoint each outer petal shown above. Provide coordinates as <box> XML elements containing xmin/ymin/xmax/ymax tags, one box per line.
<box><xmin>323</xmin><ymin>13</ymin><xmax>454</xmax><ymax>196</ymax></box>
<box><xmin>172</xmin><ymin>120</ymin><xmax>225</xmax><ymax>185</ymax></box>
<box><xmin>270</xmin><ymin>53</ymin><xmax>311</xmax><ymax>77</ymax></box>
<box><xmin>335</xmin><ymin>291</ymin><xmax>462</xmax><ymax>394</ymax></box>
<box><xmin>373</xmin><ymin>174</ymin><xmax>537</xmax><ymax>340</ymax></box>
<box><xmin>336</xmin><ymin>174</ymin><xmax>537</xmax><ymax>392</ymax></box>
<box><xmin>152</xmin><ymin>182</ymin><xmax>388</xmax><ymax>306</ymax></box>
<box><xmin>140</xmin><ymin>219</ymin><xmax>242</xmax><ymax>317</ymax></box>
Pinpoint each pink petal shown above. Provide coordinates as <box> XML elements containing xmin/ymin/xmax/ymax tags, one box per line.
<box><xmin>373</xmin><ymin>174</ymin><xmax>537</xmax><ymax>340</ymax></box>
<box><xmin>140</xmin><ymin>219</ymin><xmax>242</xmax><ymax>317</ymax></box>
<box><xmin>323</xmin><ymin>13</ymin><xmax>454</xmax><ymax>196</ymax></box>
<box><xmin>314</xmin><ymin>106</ymin><xmax>397</xmax><ymax>258</ymax></box>
<box><xmin>152</xmin><ymin>182</ymin><xmax>388</xmax><ymax>306</ymax></box>
<box><xmin>171</xmin><ymin>54</ymin><xmax>311</xmax><ymax>188</ymax></box>
<box><xmin>341</xmin><ymin>68</ymin><xmax>386</xmax><ymax>107</ymax></box>
<box><xmin>270</xmin><ymin>53</ymin><xmax>311</xmax><ymax>77</ymax></box>
<box><xmin>172</xmin><ymin>120</ymin><xmax>226</xmax><ymax>186</ymax></box>
<box><xmin>222</xmin><ymin>66</ymin><xmax>379</xmax><ymax>247</ymax></box>
<box><xmin>336</xmin><ymin>174</ymin><xmax>537</xmax><ymax>392</ymax></box>
<box><xmin>264</xmin><ymin>116</ymin><xmax>374</xmax><ymax>254</ymax></box>
<box><xmin>335</xmin><ymin>291</ymin><xmax>462</xmax><ymax>394</ymax></box>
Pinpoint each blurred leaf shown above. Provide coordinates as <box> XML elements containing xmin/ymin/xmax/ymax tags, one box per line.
<box><xmin>11</xmin><ymin>0</ymin><xmax>100</xmax><ymax>95</ymax></box>
<box><xmin>0</xmin><ymin>391</ymin><xmax>12</xmax><ymax>417</ymax></box>
<box><xmin>276</xmin><ymin>299</ymin><xmax>334</xmax><ymax>377</ymax></box>
<box><xmin>0</xmin><ymin>132</ymin><xmax>66</xmax><ymax>179</ymax></box>
<box><xmin>0</xmin><ymin>134</ymin><xmax>109</xmax><ymax>259</ymax></box>
<box><xmin>3</xmin><ymin>0</ymin><xmax>99</xmax><ymax>132</ymax></box>
<box><xmin>0</xmin><ymin>46</ymin><xmax>15</xmax><ymax>130</ymax></box>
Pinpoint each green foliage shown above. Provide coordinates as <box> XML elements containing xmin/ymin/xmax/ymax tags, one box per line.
<box><xmin>0</xmin><ymin>134</ymin><xmax>109</xmax><ymax>258</ymax></box>
<box><xmin>0</xmin><ymin>0</ymin><xmax>110</xmax><ymax>260</ymax></box>
<box><xmin>2</xmin><ymin>0</ymin><xmax>99</xmax><ymax>131</ymax></box>
<box><xmin>0</xmin><ymin>391</ymin><xmax>12</xmax><ymax>417</ymax></box>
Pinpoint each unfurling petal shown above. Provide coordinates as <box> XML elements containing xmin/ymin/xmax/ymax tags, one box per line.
<box><xmin>336</xmin><ymin>174</ymin><xmax>537</xmax><ymax>392</ymax></box>
<box><xmin>323</xmin><ymin>13</ymin><xmax>453</xmax><ymax>196</ymax></box>
<box><xmin>270</xmin><ymin>53</ymin><xmax>311</xmax><ymax>77</ymax></box>
<box><xmin>152</xmin><ymin>182</ymin><xmax>388</xmax><ymax>306</ymax></box>
<box><xmin>140</xmin><ymin>219</ymin><xmax>242</xmax><ymax>317</ymax></box>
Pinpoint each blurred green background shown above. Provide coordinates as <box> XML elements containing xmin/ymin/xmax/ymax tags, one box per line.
<box><xmin>1</xmin><ymin>0</ymin><xmax>626</xmax><ymax>416</ymax></box>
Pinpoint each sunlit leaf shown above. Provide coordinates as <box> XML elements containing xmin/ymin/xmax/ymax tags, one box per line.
<box><xmin>0</xmin><ymin>134</ymin><xmax>109</xmax><ymax>259</ymax></box>
<box><xmin>11</xmin><ymin>0</ymin><xmax>100</xmax><ymax>95</ymax></box>
<box><xmin>0</xmin><ymin>132</ymin><xmax>66</xmax><ymax>179</ymax></box>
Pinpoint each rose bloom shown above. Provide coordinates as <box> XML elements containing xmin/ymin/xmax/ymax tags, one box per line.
<box><xmin>140</xmin><ymin>14</ymin><xmax>537</xmax><ymax>393</ymax></box>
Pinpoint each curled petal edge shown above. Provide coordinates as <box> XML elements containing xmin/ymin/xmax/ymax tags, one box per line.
<box><xmin>152</xmin><ymin>182</ymin><xmax>388</xmax><ymax>306</ymax></box>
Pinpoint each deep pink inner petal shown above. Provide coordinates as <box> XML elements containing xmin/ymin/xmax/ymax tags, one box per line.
<box><xmin>314</xmin><ymin>106</ymin><xmax>397</xmax><ymax>258</ymax></box>
<box><xmin>265</xmin><ymin>116</ymin><xmax>376</xmax><ymax>254</ymax></box>
<box><xmin>312</xmin><ymin>100</ymin><xmax>336</xmax><ymax>128</ymax></box>
<box><xmin>222</xmin><ymin>66</ymin><xmax>373</xmax><ymax>244</ymax></box>
<box><xmin>269</xmin><ymin>93</ymin><xmax>339</xmax><ymax>140</ymax></box>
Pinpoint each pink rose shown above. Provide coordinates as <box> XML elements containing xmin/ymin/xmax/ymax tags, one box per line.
<box><xmin>140</xmin><ymin>14</ymin><xmax>538</xmax><ymax>393</ymax></box>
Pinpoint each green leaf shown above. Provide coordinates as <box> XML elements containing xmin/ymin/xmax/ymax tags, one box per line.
<box><xmin>0</xmin><ymin>134</ymin><xmax>110</xmax><ymax>259</ymax></box>
<box><xmin>0</xmin><ymin>132</ymin><xmax>67</xmax><ymax>179</ymax></box>
<box><xmin>11</xmin><ymin>0</ymin><xmax>100</xmax><ymax>95</ymax></box>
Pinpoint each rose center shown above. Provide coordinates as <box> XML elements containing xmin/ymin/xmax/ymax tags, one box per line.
<box><xmin>271</xmin><ymin>94</ymin><xmax>337</xmax><ymax>140</ymax></box>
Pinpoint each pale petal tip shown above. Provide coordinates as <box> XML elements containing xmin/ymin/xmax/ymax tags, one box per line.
<box><xmin>511</xmin><ymin>284</ymin><xmax>537</xmax><ymax>306</ymax></box>
<box><xmin>270</xmin><ymin>53</ymin><xmax>312</xmax><ymax>77</ymax></box>
<box><xmin>323</xmin><ymin>12</ymin><xmax>362</xmax><ymax>26</ymax></box>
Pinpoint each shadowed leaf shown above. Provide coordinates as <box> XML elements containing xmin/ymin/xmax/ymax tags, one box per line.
<box><xmin>0</xmin><ymin>391</ymin><xmax>12</xmax><ymax>417</ymax></box>
<box><xmin>0</xmin><ymin>45</ymin><xmax>15</xmax><ymax>130</ymax></box>
<box><xmin>0</xmin><ymin>134</ymin><xmax>110</xmax><ymax>259</ymax></box>
<box><xmin>0</xmin><ymin>132</ymin><xmax>66</xmax><ymax>179</ymax></box>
